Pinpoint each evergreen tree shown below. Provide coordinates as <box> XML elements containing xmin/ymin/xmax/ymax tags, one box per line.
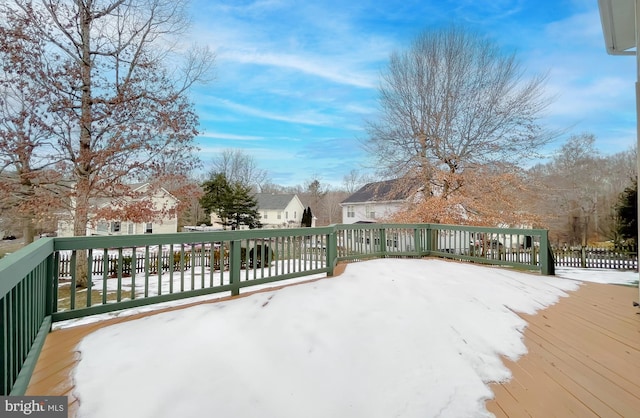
<box><xmin>305</xmin><ymin>206</ymin><xmax>313</xmax><ymax>227</ymax></box>
<box><xmin>229</xmin><ymin>183</ymin><xmax>262</xmax><ymax>230</ymax></box>
<box><xmin>615</xmin><ymin>177</ymin><xmax>637</xmax><ymax>244</ymax></box>
<box><xmin>300</xmin><ymin>206</ymin><xmax>314</xmax><ymax>227</ymax></box>
<box><xmin>200</xmin><ymin>173</ymin><xmax>262</xmax><ymax>230</ymax></box>
<box><xmin>300</xmin><ymin>208</ymin><xmax>306</xmax><ymax>227</ymax></box>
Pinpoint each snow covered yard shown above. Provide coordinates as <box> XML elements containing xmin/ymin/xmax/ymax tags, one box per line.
<box><xmin>67</xmin><ymin>258</ymin><xmax>622</xmax><ymax>418</ymax></box>
<box><xmin>55</xmin><ymin>257</ymin><xmax>327</xmax><ymax>315</ymax></box>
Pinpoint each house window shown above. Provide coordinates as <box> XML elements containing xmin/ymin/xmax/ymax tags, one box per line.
<box><xmin>145</xmin><ymin>223</ymin><xmax>153</xmax><ymax>233</ymax></box>
<box><xmin>285</xmin><ymin>211</ymin><xmax>289</xmax><ymax>219</ymax></box>
<box><xmin>128</xmin><ymin>223</ymin><xmax>134</xmax><ymax>234</ymax></box>
<box><xmin>97</xmin><ymin>221</ymin><xmax>109</xmax><ymax>234</ymax></box>
<box><xmin>294</xmin><ymin>211</ymin><xmax>297</xmax><ymax>219</ymax></box>
<box><xmin>365</xmin><ymin>206</ymin><xmax>375</xmax><ymax>219</ymax></box>
<box><xmin>263</xmin><ymin>212</ymin><xmax>268</xmax><ymax>219</ymax></box>
<box><xmin>277</xmin><ymin>212</ymin><xmax>282</xmax><ymax>219</ymax></box>
<box><xmin>111</xmin><ymin>221</ymin><xmax>121</xmax><ymax>233</ymax></box>
<box><xmin>347</xmin><ymin>206</ymin><xmax>355</xmax><ymax>218</ymax></box>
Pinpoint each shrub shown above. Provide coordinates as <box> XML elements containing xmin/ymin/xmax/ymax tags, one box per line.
<box><xmin>212</xmin><ymin>247</ymin><xmax>229</xmax><ymax>270</ymax></box>
<box><xmin>249</xmin><ymin>244</ymin><xmax>273</xmax><ymax>268</ymax></box>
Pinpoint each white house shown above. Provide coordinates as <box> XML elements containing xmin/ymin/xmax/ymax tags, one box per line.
<box><xmin>340</xmin><ymin>179</ymin><xmax>420</xmax><ymax>224</ymax></box>
<box><xmin>57</xmin><ymin>183</ymin><xmax>179</xmax><ymax>237</ymax></box>
<box><xmin>255</xmin><ymin>193</ymin><xmax>307</xmax><ymax>228</ymax></box>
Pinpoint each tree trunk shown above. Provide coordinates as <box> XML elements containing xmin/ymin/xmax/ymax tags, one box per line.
<box><xmin>73</xmin><ymin>188</ymin><xmax>90</xmax><ymax>288</ymax></box>
<box><xmin>22</xmin><ymin>217</ymin><xmax>35</xmax><ymax>244</ymax></box>
<box><xmin>71</xmin><ymin>3</ymin><xmax>94</xmax><ymax>289</ymax></box>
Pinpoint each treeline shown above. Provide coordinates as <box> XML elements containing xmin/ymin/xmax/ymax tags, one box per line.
<box><xmin>526</xmin><ymin>133</ymin><xmax>636</xmax><ymax>246</ymax></box>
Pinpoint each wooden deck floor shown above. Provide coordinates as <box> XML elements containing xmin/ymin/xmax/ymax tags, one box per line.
<box><xmin>25</xmin><ymin>267</ymin><xmax>640</xmax><ymax>418</ymax></box>
<box><xmin>487</xmin><ymin>281</ymin><xmax>640</xmax><ymax>417</ymax></box>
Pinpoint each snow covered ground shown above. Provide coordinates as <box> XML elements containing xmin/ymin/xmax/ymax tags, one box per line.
<box><xmin>555</xmin><ymin>266</ymin><xmax>638</xmax><ymax>285</ymax></box>
<box><xmin>69</xmin><ymin>259</ymin><xmax>640</xmax><ymax>418</ymax></box>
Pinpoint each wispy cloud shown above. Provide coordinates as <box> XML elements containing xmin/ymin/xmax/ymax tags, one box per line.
<box><xmin>197</xmin><ymin>132</ymin><xmax>265</xmax><ymax>141</ymax></box>
<box><xmin>221</xmin><ymin>50</ymin><xmax>377</xmax><ymax>88</ymax></box>
<box><xmin>203</xmin><ymin>97</ymin><xmax>344</xmax><ymax>127</ymax></box>
<box><xmin>451</xmin><ymin>0</ymin><xmax>526</xmax><ymax>24</ymax></box>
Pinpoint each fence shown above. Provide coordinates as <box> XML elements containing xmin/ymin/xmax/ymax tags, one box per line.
<box><xmin>58</xmin><ymin>248</ymin><xmax>225</xmax><ymax>277</ymax></box>
<box><xmin>1</xmin><ymin>223</ymin><xmax>552</xmax><ymax>396</ymax></box>
<box><xmin>553</xmin><ymin>246</ymin><xmax>638</xmax><ymax>270</ymax></box>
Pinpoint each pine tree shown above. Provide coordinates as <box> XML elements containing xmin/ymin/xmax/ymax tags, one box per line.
<box><xmin>200</xmin><ymin>173</ymin><xmax>261</xmax><ymax>230</ymax></box>
<box><xmin>301</xmin><ymin>207</ymin><xmax>310</xmax><ymax>227</ymax></box>
<box><xmin>304</xmin><ymin>206</ymin><xmax>313</xmax><ymax>227</ymax></box>
<box><xmin>615</xmin><ymin>177</ymin><xmax>637</xmax><ymax>244</ymax></box>
<box><xmin>229</xmin><ymin>183</ymin><xmax>262</xmax><ymax>230</ymax></box>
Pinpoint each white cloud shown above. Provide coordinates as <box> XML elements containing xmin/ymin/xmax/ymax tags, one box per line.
<box><xmin>546</xmin><ymin>75</ymin><xmax>635</xmax><ymax>118</ymax></box>
<box><xmin>197</xmin><ymin>132</ymin><xmax>264</xmax><ymax>141</ymax></box>
<box><xmin>452</xmin><ymin>0</ymin><xmax>526</xmax><ymax>23</ymax></box>
<box><xmin>220</xmin><ymin>50</ymin><xmax>378</xmax><ymax>88</ymax></box>
<box><xmin>204</xmin><ymin>97</ymin><xmax>341</xmax><ymax>126</ymax></box>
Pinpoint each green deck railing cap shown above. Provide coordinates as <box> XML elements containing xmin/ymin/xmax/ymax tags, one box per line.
<box><xmin>0</xmin><ymin>238</ymin><xmax>54</xmax><ymax>299</ymax></box>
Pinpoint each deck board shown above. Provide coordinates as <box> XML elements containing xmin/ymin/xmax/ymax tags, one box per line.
<box><xmin>487</xmin><ymin>282</ymin><xmax>640</xmax><ymax>417</ymax></box>
<box><xmin>24</xmin><ymin>266</ymin><xmax>640</xmax><ymax>418</ymax></box>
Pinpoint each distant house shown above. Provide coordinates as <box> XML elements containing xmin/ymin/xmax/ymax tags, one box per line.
<box><xmin>57</xmin><ymin>183</ymin><xmax>179</xmax><ymax>237</ymax></box>
<box><xmin>203</xmin><ymin>212</ymin><xmax>226</xmax><ymax>231</ymax></box>
<box><xmin>255</xmin><ymin>193</ymin><xmax>307</xmax><ymax>228</ymax></box>
<box><xmin>340</xmin><ymin>179</ymin><xmax>422</xmax><ymax>224</ymax></box>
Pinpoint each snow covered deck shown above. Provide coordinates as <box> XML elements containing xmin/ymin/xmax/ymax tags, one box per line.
<box><xmin>25</xmin><ymin>272</ymin><xmax>343</xmax><ymax>418</ymax></box>
<box><xmin>25</xmin><ymin>263</ymin><xmax>640</xmax><ymax>418</ymax></box>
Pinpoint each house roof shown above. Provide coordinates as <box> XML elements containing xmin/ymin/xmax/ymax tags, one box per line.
<box><xmin>255</xmin><ymin>193</ymin><xmax>300</xmax><ymax>210</ymax></box>
<box><xmin>341</xmin><ymin>179</ymin><xmax>419</xmax><ymax>204</ymax></box>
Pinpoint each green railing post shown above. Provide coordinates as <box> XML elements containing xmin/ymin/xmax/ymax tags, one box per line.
<box><xmin>424</xmin><ymin>225</ymin><xmax>433</xmax><ymax>254</ymax></box>
<box><xmin>45</xmin><ymin>253</ymin><xmax>55</xmax><ymax>316</ymax></box>
<box><xmin>539</xmin><ymin>231</ymin><xmax>554</xmax><ymax>275</ymax></box>
<box><xmin>379</xmin><ymin>228</ymin><xmax>387</xmax><ymax>256</ymax></box>
<box><xmin>230</xmin><ymin>240</ymin><xmax>241</xmax><ymax>296</ymax></box>
<box><xmin>414</xmin><ymin>227</ymin><xmax>422</xmax><ymax>254</ymax></box>
<box><xmin>326</xmin><ymin>230</ymin><xmax>338</xmax><ymax>276</ymax></box>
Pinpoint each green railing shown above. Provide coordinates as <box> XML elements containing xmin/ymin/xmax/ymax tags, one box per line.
<box><xmin>335</xmin><ymin>224</ymin><xmax>553</xmax><ymax>275</ymax></box>
<box><xmin>0</xmin><ymin>223</ymin><xmax>552</xmax><ymax>396</ymax></box>
<box><xmin>0</xmin><ymin>238</ymin><xmax>55</xmax><ymax>397</ymax></box>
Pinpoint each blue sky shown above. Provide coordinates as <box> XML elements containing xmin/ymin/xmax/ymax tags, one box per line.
<box><xmin>185</xmin><ymin>0</ymin><xmax>637</xmax><ymax>187</ymax></box>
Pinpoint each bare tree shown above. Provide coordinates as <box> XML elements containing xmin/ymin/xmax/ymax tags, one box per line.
<box><xmin>323</xmin><ymin>190</ymin><xmax>349</xmax><ymax>225</ymax></box>
<box><xmin>342</xmin><ymin>169</ymin><xmax>370</xmax><ymax>194</ymax></box>
<box><xmin>0</xmin><ymin>35</ymin><xmax>65</xmax><ymax>243</ymax></box>
<box><xmin>260</xmin><ymin>182</ymin><xmax>287</xmax><ymax>194</ymax></box>
<box><xmin>1</xmin><ymin>0</ymin><xmax>214</xmax><ymax>285</ymax></box>
<box><xmin>301</xmin><ymin>178</ymin><xmax>328</xmax><ymax>225</ymax></box>
<box><xmin>365</xmin><ymin>25</ymin><xmax>552</xmax><ymax>224</ymax></box>
<box><xmin>530</xmin><ymin>134</ymin><xmax>636</xmax><ymax>245</ymax></box>
<box><xmin>209</xmin><ymin>149</ymin><xmax>270</xmax><ymax>192</ymax></box>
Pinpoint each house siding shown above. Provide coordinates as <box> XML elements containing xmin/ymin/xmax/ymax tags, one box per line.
<box><xmin>341</xmin><ymin>201</ymin><xmax>406</xmax><ymax>224</ymax></box>
<box><xmin>260</xmin><ymin>197</ymin><xmax>305</xmax><ymax>228</ymax></box>
<box><xmin>56</xmin><ymin>184</ymin><xmax>179</xmax><ymax>237</ymax></box>
<box><xmin>340</xmin><ymin>179</ymin><xmax>419</xmax><ymax>225</ymax></box>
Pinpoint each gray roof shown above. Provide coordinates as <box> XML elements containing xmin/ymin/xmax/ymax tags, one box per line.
<box><xmin>341</xmin><ymin>179</ymin><xmax>418</xmax><ymax>204</ymax></box>
<box><xmin>255</xmin><ymin>193</ymin><xmax>298</xmax><ymax>210</ymax></box>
